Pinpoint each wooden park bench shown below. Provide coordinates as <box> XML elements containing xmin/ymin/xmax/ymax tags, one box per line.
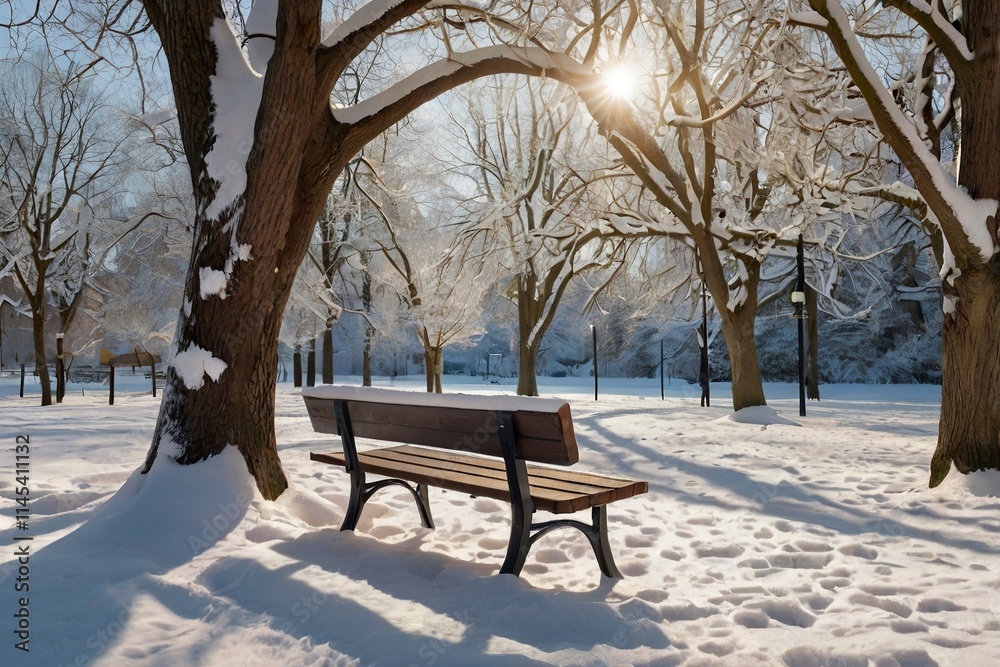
<box><xmin>304</xmin><ymin>387</ymin><xmax>648</xmax><ymax>578</ymax></box>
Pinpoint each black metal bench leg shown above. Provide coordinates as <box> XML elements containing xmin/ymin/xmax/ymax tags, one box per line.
<box><xmin>341</xmin><ymin>470</ymin><xmax>366</xmax><ymax>532</ymax></box>
<box><xmin>587</xmin><ymin>505</ymin><xmax>622</xmax><ymax>578</ymax></box>
<box><xmin>497</xmin><ymin>411</ymin><xmax>534</xmax><ymax>576</ymax></box>
<box><xmin>500</xmin><ymin>497</ymin><xmax>533</xmax><ymax>575</ymax></box>
<box><xmin>414</xmin><ymin>483</ymin><xmax>434</xmax><ymax>529</ymax></box>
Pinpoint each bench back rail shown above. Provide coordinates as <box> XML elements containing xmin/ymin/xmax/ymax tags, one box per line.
<box><xmin>304</xmin><ymin>393</ymin><xmax>579</xmax><ymax>466</ymax></box>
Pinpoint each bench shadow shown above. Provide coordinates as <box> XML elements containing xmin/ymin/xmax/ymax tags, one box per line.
<box><xmin>198</xmin><ymin>553</ymin><xmax>551</xmax><ymax>666</ymax></box>
<box><xmin>268</xmin><ymin>528</ymin><xmax>672</xmax><ymax>656</ymax></box>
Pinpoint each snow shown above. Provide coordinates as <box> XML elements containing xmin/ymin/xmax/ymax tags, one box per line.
<box><xmin>332</xmin><ymin>45</ymin><xmax>592</xmax><ymax>125</ymax></box>
<box><xmin>787</xmin><ymin>10</ymin><xmax>828</xmax><ymax>29</ymax></box>
<box><xmin>199</xmin><ymin>266</ymin><xmax>229</xmax><ymax>300</ymax></box>
<box><xmin>723</xmin><ymin>405</ymin><xmax>801</xmax><ymax>426</ymax></box>
<box><xmin>204</xmin><ymin>18</ymin><xmax>265</xmax><ymax>220</ymax></box>
<box><xmin>170</xmin><ymin>343</ymin><xmax>228</xmax><ymax>390</ymax></box>
<box><xmin>244</xmin><ymin>0</ymin><xmax>277</xmax><ymax>74</ymax></box>
<box><xmin>3</xmin><ymin>375</ymin><xmax>1000</xmax><ymax>666</ymax></box>
<box><xmin>303</xmin><ymin>385</ymin><xmax>569</xmax><ymax>413</ymax></box>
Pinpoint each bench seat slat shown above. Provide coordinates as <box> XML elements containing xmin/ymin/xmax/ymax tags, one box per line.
<box><xmin>368</xmin><ymin>448</ymin><xmax>617</xmax><ymax>503</ymax></box>
<box><xmin>381</xmin><ymin>446</ymin><xmax>634</xmax><ymax>498</ymax></box>
<box><xmin>311</xmin><ymin>445</ymin><xmax>648</xmax><ymax>514</ymax></box>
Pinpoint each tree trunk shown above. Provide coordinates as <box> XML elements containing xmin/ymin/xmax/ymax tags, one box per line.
<box><xmin>362</xmin><ymin>255</ymin><xmax>372</xmax><ymax>387</ymax></box>
<box><xmin>146</xmin><ymin>295</ymin><xmax>288</xmax><ymax>497</ymax></box>
<box><xmin>322</xmin><ymin>326</ymin><xmax>333</xmax><ymax>384</ymax></box>
<box><xmin>718</xmin><ymin>305</ymin><xmax>766</xmax><ymax>411</ymax></box>
<box><xmin>30</xmin><ymin>298</ymin><xmax>51</xmax><ymax>407</ymax></box>
<box><xmin>806</xmin><ymin>287</ymin><xmax>820</xmax><ymax>401</ymax></box>
<box><xmin>423</xmin><ymin>344</ymin><xmax>443</xmax><ymax>393</ymax></box>
<box><xmin>517</xmin><ymin>340</ymin><xmax>540</xmax><ymax>396</ymax></box>
<box><xmin>363</xmin><ymin>330</ymin><xmax>372</xmax><ymax>387</ymax></box>
<box><xmin>306</xmin><ymin>338</ymin><xmax>316</xmax><ymax>387</ymax></box>
<box><xmin>700</xmin><ymin>252</ymin><xmax>766</xmax><ymax>412</ymax></box>
<box><xmin>516</xmin><ymin>281</ymin><xmax>542</xmax><ymax>396</ymax></box>
<box><xmin>930</xmin><ymin>263</ymin><xmax>1000</xmax><ymax>486</ymax></box>
<box><xmin>139</xmin><ymin>0</ymin><xmax>343</xmax><ymax>500</ymax></box>
<box><xmin>928</xmin><ymin>3</ymin><xmax>1000</xmax><ymax>486</ymax></box>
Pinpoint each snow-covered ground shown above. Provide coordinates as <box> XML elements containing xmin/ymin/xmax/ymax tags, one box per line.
<box><xmin>1</xmin><ymin>374</ymin><xmax>999</xmax><ymax>666</ymax></box>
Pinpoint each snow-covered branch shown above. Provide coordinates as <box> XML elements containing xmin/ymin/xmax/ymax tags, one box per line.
<box><xmin>880</xmin><ymin>0</ymin><xmax>973</xmax><ymax>70</ymax></box>
<box><xmin>807</xmin><ymin>0</ymin><xmax>997</xmax><ymax>267</ymax></box>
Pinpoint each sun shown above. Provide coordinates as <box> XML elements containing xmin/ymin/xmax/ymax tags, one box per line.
<box><xmin>602</xmin><ymin>65</ymin><xmax>636</xmax><ymax>99</ymax></box>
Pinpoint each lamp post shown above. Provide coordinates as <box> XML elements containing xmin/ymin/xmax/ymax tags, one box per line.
<box><xmin>590</xmin><ymin>324</ymin><xmax>598</xmax><ymax>401</ymax></box>
<box><xmin>660</xmin><ymin>339</ymin><xmax>664</xmax><ymax>400</ymax></box>
<box><xmin>56</xmin><ymin>333</ymin><xmax>65</xmax><ymax>403</ymax></box>
<box><xmin>793</xmin><ymin>234</ymin><xmax>806</xmax><ymax>417</ymax></box>
<box><xmin>697</xmin><ymin>251</ymin><xmax>710</xmax><ymax>408</ymax></box>
<box><xmin>307</xmin><ymin>338</ymin><xmax>316</xmax><ymax>387</ymax></box>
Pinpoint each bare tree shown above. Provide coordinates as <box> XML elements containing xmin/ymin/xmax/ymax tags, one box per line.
<box><xmin>453</xmin><ymin>77</ymin><xmax>625</xmax><ymax>395</ymax></box>
<box><xmin>352</xmin><ymin>154</ymin><xmax>489</xmax><ymax>393</ymax></box>
<box><xmin>0</xmin><ymin>46</ymin><xmax>137</xmax><ymax>405</ymax></box>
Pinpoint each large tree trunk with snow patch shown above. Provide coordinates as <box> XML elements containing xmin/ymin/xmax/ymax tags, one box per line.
<box><xmin>928</xmin><ymin>2</ymin><xmax>1000</xmax><ymax>485</ymax></box>
<box><xmin>931</xmin><ymin>264</ymin><xmax>1000</xmax><ymax>485</ymax></box>
<box><xmin>807</xmin><ymin>0</ymin><xmax>1000</xmax><ymax>487</ymax></box>
<box><xmin>140</xmin><ymin>0</ymin><xmax>337</xmax><ymax>499</ymax></box>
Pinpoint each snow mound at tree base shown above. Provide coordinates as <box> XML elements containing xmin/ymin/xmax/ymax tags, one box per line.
<box><xmin>721</xmin><ymin>405</ymin><xmax>802</xmax><ymax>426</ymax></box>
<box><xmin>951</xmin><ymin>468</ymin><xmax>1000</xmax><ymax>498</ymax></box>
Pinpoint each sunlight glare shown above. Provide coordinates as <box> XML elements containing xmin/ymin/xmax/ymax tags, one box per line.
<box><xmin>602</xmin><ymin>66</ymin><xmax>636</xmax><ymax>99</ymax></box>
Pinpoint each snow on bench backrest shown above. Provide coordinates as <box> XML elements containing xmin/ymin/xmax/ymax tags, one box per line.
<box><xmin>302</xmin><ymin>386</ymin><xmax>579</xmax><ymax>466</ymax></box>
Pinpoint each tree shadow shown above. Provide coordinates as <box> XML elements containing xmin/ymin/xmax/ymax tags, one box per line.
<box><xmin>3</xmin><ymin>450</ymin><xmax>256</xmax><ymax>666</ymax></box>
<box><xmin>575</xmin><ymin>409</ymin><xmax>1000</xmax><ymax>556</ymax></box>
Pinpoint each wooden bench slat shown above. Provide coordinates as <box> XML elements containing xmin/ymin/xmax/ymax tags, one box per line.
<box><xmin>384</xmin><ymin>445</ymin><xmax>638</xmax><ymax>497</ymax></box>
<box><xmin>310</xmin><ymin>445</ymin><xmax>647</xmax><ymax>514</ymax></box>
<box><xmin>313</xmin><ymin>449</ymin><xmax>580</xmax><ymax>512</ymax></box>
<box><xmin>304</xmin><ymin>396</ymin><xmax>579</xmax><ymax>466</ymax></box>
<box><xmin>368</xmin><ymin>448</ymin><xmax>618</xmax><ymax>504</ymax></box>
<box><xmin>382</xmin><ymin>446</ymin><xmax>648</xmax><ymax>509</ymax></box>
<box><xmin>388</xmin><ymin>445</ymin><xmax>643</xmax><ymax>491</ymax></box>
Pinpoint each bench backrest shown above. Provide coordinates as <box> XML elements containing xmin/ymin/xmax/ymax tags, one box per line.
<box><xmin>302</xmin><ymin>386</ymin><xmax>579</xmax><ymax>466</ymax></box>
